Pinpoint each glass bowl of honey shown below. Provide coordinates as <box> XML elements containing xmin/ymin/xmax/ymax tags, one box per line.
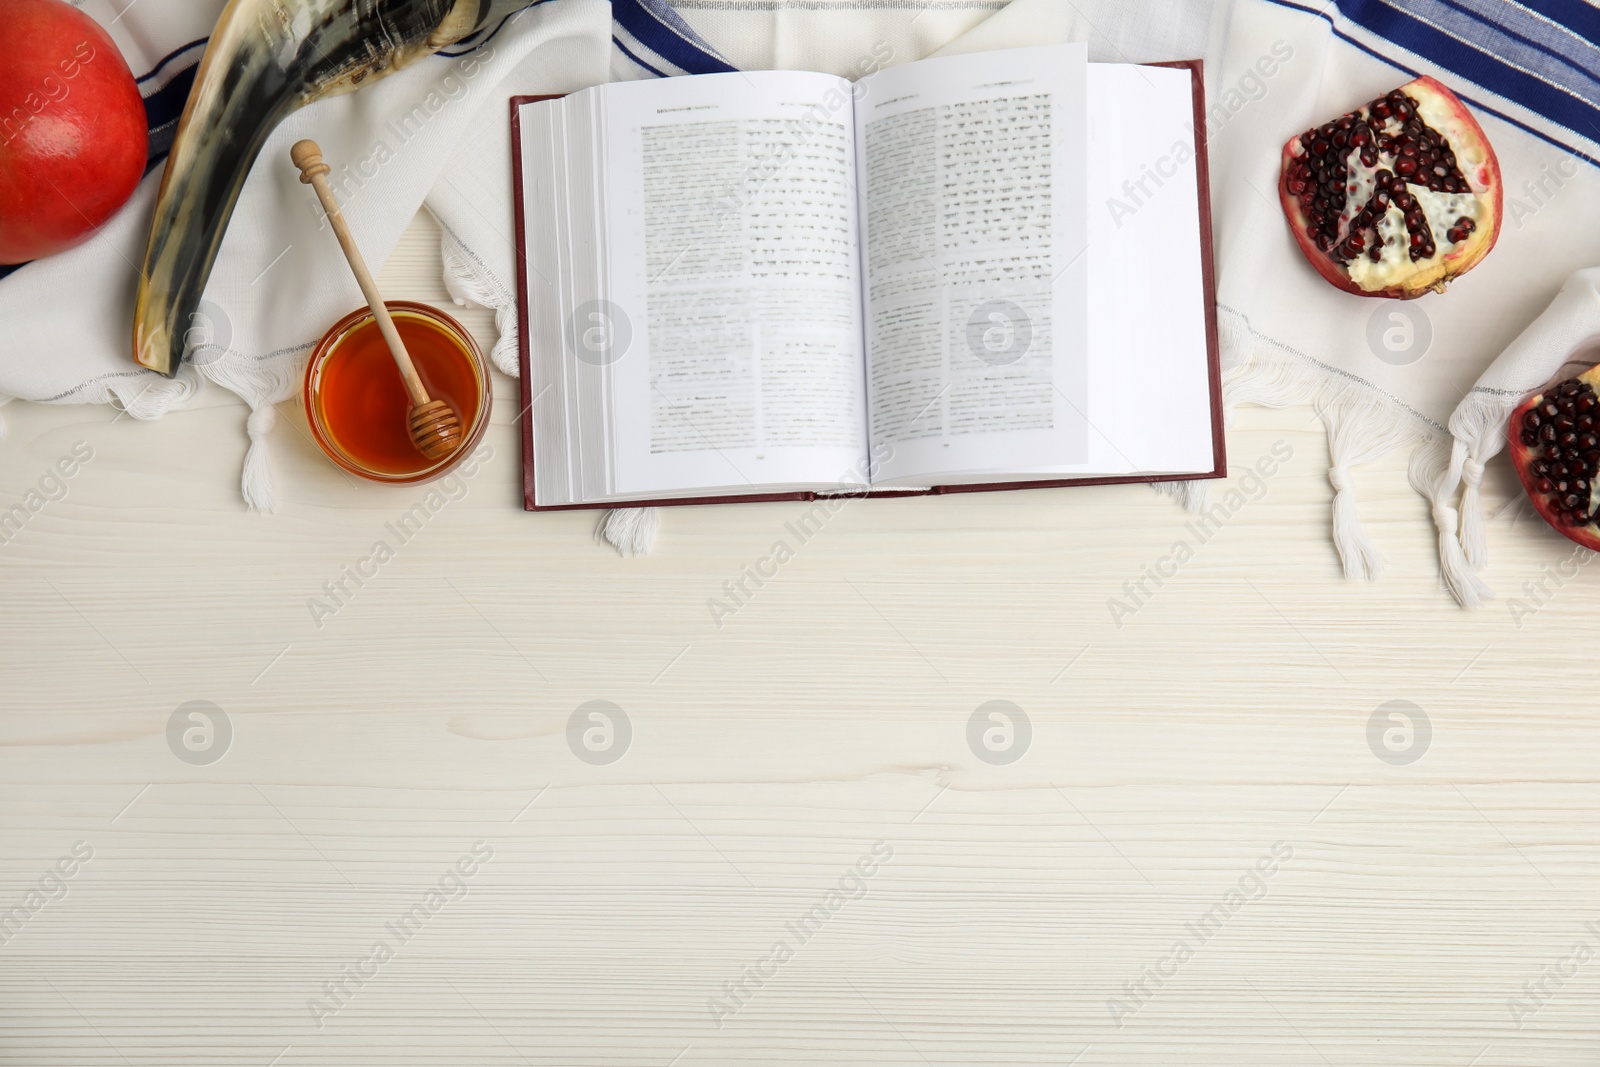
<box><xmin>303</xmin><ymin>301</ymin><xmax>491</xmax><ymax>483</ymax></box>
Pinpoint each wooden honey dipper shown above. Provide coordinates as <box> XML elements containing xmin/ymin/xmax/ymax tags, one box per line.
<box><xmin>291</xmin><ymin>139</ymin><xmax>462</xmax><ymax>461</ymax></box>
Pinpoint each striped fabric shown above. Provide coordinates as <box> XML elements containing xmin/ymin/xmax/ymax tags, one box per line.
<box><xmin>1266</xmin><ymin>0</ymin><xmax>1600</xmax><ymax>164</ymax></box>
<box><xmin>95</xmin><ymin>0</ymin><xmax>1600</xmax><ymax>170</ymax></box>
<box><xmin>436</xmin><ymin>0</ymin><xmax>561</xmax><ymax>55</ymax></box>
<box><xmin>138</xmin><ymin>39</ymin><xmax>206</xmax><ymax>170</ymax></box>
<box><xmin>612</xmin><ymin>0</ymin><xmax>736</xmax><ymax>74</ymax></box>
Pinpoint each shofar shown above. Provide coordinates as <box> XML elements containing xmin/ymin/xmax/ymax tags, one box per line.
<box><xmin>132</xmin><ymin>0</ymin><xmax>540</xmax><ymax>377</ymax></box>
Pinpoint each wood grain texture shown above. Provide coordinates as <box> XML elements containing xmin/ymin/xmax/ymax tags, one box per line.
<box><xmin>0</xmin><ymin>213</ymin><xmax>1596</xmax><ymax>1066</ymax></box>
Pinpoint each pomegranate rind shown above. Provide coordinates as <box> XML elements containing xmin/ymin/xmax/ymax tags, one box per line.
<box><xmin>1278</xmin><ymin>75</ymin><xmax>1501</xmax><ymax>300</ymax></box>
<box><xmin>0</xmin><ymin>0</ymin><xmax>148</xmax><ymax>263</ymax></box>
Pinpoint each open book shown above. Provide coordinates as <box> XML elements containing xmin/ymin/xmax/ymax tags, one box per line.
<box><xmin>513</xmin><ymin>44</ymin><xmax>1222</xmax><ymax>510</ymax></box>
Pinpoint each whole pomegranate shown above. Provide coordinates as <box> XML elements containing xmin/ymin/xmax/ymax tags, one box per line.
<box><xmin>0</xmin><ymin>0</ymin><xmax>148</xmax><ymax>264</ymax></box>
<box><xmin>1279</xmin><ymin>76</ymin><xmax>1501</xmax><ymax>299</ymax></box>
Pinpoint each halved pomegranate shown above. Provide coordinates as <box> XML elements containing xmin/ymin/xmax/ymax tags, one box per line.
<box><xmin>1279</xmin><ymin>76</ymin><xmax>1501</xmax><ymax>299</ymax></box>
<box><xmin>1510</xmin><ymin>368</ymin><xmax>1600</xmax><ymax>550</ymax></box>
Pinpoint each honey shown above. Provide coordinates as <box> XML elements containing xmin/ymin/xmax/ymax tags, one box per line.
<box><xmin>304</xmin><ymin>302</ymin><xmax>490</xmax><ymax>482</ymax></box>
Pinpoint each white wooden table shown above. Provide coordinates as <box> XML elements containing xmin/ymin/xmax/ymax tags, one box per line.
<box><xmin>1</xmin><ymin>212</ymin><xmax>1595</xmax><ymax>1066</ymax></box>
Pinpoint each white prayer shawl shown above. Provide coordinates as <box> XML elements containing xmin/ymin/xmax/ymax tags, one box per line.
<box><xmin>4</xmin><ymin>0</ymin><xmax>1600</xmax><ymax>596</ymax></box>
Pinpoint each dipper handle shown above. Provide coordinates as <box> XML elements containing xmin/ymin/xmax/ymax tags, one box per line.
<box><xmin>291</xmin><ymin>139</ymin><xmax>429</xmax><ymax>409</ymax></box>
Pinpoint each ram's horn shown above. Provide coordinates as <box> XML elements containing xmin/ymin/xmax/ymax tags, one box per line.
<box><xmin>133</xmin><ymin>0</ymin><xmax>533</xmax><ymax>376</ymax></box>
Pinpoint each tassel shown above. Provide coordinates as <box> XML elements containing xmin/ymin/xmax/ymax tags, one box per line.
<box><xmin>1431</xmin><ymin>494</ymin><xmax>1488</xmax><ymax>607</ymax></box>
<box><xmin>241</xmin><ymin>404</ymin><xmax>279</xmax><ymax>513</ymax></box>
<box><xmin>1151</xmin><ymin>478</ymin><xmax>1211</xmax><ymax>512</ymax></box>
<box><xmin>1316</xmin><ymin>387</ymin><xmax>1425</xmax><ymax>581</ymax></box>
<box><xmin>194</xmin><ymin>343</ymin><xmax>307</xmax><ymax>512</ymax></box>
<box><xmin>1459</xmin><ymin>454</ymin><xmax>1487</xmax><ymax>568</ymax></box>
<box><xmin>1444</xmin><ymin>388</ymin><xmax>1521</xmax><ymax>571</ymax></box>
<box><xmin>1327</xmin><ymin>464</ymin><xmax>1380</xmax><ymax>580</ymax></box>
<box><xmin>1409</xmin><ymin>438</ymin><xmax>1492</xmax><ymax>607</ymax></box>
<box><xmin>598</xmin><ymin>507</ymin><xmax>658</xmax><ymax>556</ymax></box>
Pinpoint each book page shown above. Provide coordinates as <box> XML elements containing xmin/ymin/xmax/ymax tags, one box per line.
<box><xmin>854</xmin><ymin>44</ymin><xmax>1089</xmax><ymax>485</ymax></box>
<box><xmin>1080</xmin><ymin>64</ymin><xmax>1214</xmax><ymax>477</ymax></box>
<box><xmin>597</xmin><ymin>71</ymin><xmax>871</xmax><ymax>498</ymax></box>
<box><xmin>522</xmin><ymin>89</ymin><xmax>610</xmax><ymax>509</ymax></box>
<box><xmin>986</xmin><ymin>63</ymin><xmax>1215</xmax><ymax>481</ymax></box>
